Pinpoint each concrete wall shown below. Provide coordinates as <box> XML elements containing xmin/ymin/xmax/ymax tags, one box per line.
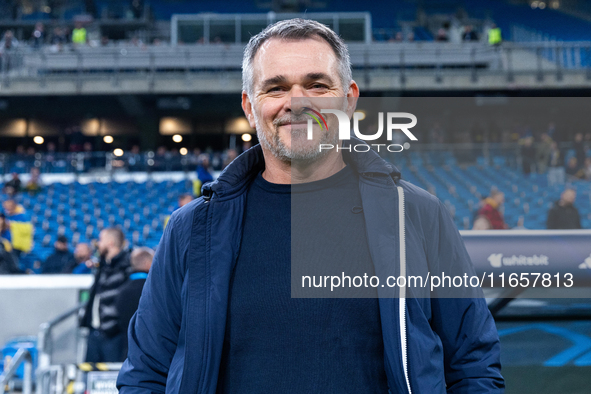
<box><xmin>0</xmin><ymin>275</ymin><xmax>94</xmax><ymax>365</ymax></box>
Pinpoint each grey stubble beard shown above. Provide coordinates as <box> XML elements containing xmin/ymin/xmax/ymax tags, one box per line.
<box><xmin>255</xmin><ymin>112</ymin><xmax>338</xmax><ymax>164</ymax></box>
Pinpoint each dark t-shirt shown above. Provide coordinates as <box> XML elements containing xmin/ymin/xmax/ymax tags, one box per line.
<box><xmin>216</xmin><ymin>166</ymin><xmax>389</xmax><ymax>393</ymax></box>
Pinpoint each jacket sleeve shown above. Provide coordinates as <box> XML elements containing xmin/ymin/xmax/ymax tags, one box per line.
<box><xmin>428</xmin><ymin>200</ymin><xmax>505</xmax><ymax>393</ymax></box>
<box><xmin>117</xmin><ymin>209</ymin><xmax>189</xmax><ymax>393</ymax></box>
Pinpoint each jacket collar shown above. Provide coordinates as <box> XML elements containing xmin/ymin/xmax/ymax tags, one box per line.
<box><xmin>202</xmin><ymin>137</ymin><xmax>401</xmax><ymax>201</ymax></box>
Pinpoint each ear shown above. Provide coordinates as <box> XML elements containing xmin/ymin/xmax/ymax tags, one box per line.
<box><xmin>345</xmin><ymin>80</ymin><xmax>360</xmax><ymax>118</ymax></box>
<box><xmin>242</xmin><ymin>91</ymin><xmax>257</xmax><ymax>129</ymax></box>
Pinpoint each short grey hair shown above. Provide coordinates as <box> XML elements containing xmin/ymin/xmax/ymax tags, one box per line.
<box><xmin>242</xmin><ymin>18</ymin><xmax>352</xmax><ymax>98</ymax></box>
<box><xmin>131</xmin><ymin>246</ymin><xmax>154</xmax><ymax>271</ymax></box>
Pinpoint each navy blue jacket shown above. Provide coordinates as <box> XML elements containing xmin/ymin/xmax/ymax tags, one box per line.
<box><xmin>117</xmin><ymin>143</ymin><xmax>504</xmax><ymax>393</ymax></box>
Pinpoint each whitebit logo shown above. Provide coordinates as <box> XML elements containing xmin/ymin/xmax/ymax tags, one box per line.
<box><xmin>488</xmin><ymin>253</ymin><xmax>549</xmax><ymax>268</ymax></box>
<box><xmin>488</xmin><ymin>253</ymin><xmax>503</xmax><ymax>268</ymax></box>
<box><xmin>578</xmin><ymin>254</ymin><xmax>591</xmax><ymax>269</ymax></box>
<box><xmin>304</xmin><ymin>108</ymin><xmax>417</xmax><ymax>153</ymax></box>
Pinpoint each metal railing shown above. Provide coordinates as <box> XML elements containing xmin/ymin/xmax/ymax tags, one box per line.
<box><xmin>37</xmin><ymin>303</ymin><xmax>86</xmax><ymax>370</ymax></box>
<box><xmin>0</xmin><ymin>151</ymin><xmax>202</xmax><ymax>175</ymax></box>
<box><xmin>0</xmin><ymin>40</ymin><xmax>590</xmax><ymax>89</ymax></box>
<box><xmin>36</xmin><ymin>303</ymin><xmax>87</xmax><ymax>394</ymax></box>
<box><xmin>0</xmin><ymin>348</ymin><xmax>33</xmax><ymax>394</ymax></box>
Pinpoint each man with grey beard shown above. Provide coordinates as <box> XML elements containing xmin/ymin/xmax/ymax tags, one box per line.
<box><xmin>118</xmin><ymin>18</ymin><xmax>503</xmax><ymax>394</ymax></box>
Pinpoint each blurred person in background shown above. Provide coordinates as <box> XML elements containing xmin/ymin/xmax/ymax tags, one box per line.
<box><xmin>583</xmin><ymin>157</ymin><xmax>591</xmax><ymax>180</ymax></box>
<box><xmin>3</xmin><ymin>173</ymin><xmax>21</xmax><ymax>196</ymax></box>
<box><xmin>211</xmin><ymin>152</ymin><xmax>222</xmax><ymax>170</ymax></box>
<box><xmin>30</xmin><ymin>22</ymin><xmax>45</xmax><ymax>48</ymax></box>
<box><xmin>0</xmin><ymin>29</ymin><xmax>19</xmax><ymax>71</ymax></box>
<box><xmin>154</xmin><ymin>146</ymin><xmax>168</xmax><ymax>171</ymax></box>
<box><xmin>547</xmin><ymin>141</ymin><xmax>565</xmax><ymax>185</ymax></box>
<box><xmin>64</xmin><ymin>242</ymin><xmax>95</xmax><ymax>274</ymax></box>
<box><xmin>115</xmin><ymin>247</ymin><xmax>154</xmax><ymax>361</ymax></box>
<box><xmin>196</xmin><ymin>153</ymin><xmax>214</xmax><ymax>184</ymax></box>
<box><xmin>128</xmin><ymin>145</ymin><xmax>143</xmax><ymax>171</ymax></box>
<box><xmin>42</xmin><ymin>235</ymin><xmax>74</xmax><ymax>274</ymax></box>
<box><xmin>82</xmin><ymin>227</ymin><xmax>131</xmax><ymax>362</ymax></box>
<box><xmin>50</xmin><ymin>26</ymin><xmax>68</xmax><ymax>52</ymax></box>
<box><xmin>565</xmin><ymin>157</ymin><xmax>583</xmax><ymax>180</ymax></box>
<box><xmin>71</xmin><ymin>21</ymin><xmax>87</xmax><ymax>45</ymax></box>
<box><xmin>547</xmin><ymin>188</ymin><xmax>581</xmax><ymax>229</ymax></box>
<box><xmin>2</xmin><ymin>199</ymin><xmax>26</xmax><ymax>222</ymax></box>
<box><xmin>177</xmin><ymin>193</ymin><xmax>193</xmax><ymax>209</ymax></box>
<box><xmin>24</xmin><ymin>167</ymin><xmax>42</xmax><ymax>194</ymax></box>
<box><xmin>462</xmin><ymin>25</ymin><xmax>478</xmax><ymax>41</ymax></box>
<box><xmin>0</xmin><ymin>30</ymin><xmax>18</xmax><ymax>51</ymax></box>
<box><xmin>223</xmin><ymin>149</ymin><xmax>238</xmax><ymax>169</ymax></box>
<box><xmin>574</xmin><ymin>133</ymin><xmax>586</xmax><ymax>170</ymax></box>
<box><xmin>488</xmin><ymin>23</ymin><xmax>502</xmax><ymax>46</ymax></box>
<box><xmin>68</xmin><ymin>126</ymin><xmax>85</xmax><ymax>152</ymax></box>
<box><xmin>520</xmin><ymin>136</ymin><xmax>535</xmax><ymax>176</ymax></box>
<box><xmin>536</xmin><ymin>133</ymin><xmax>552</xmax><ymax>174</ymax></box>
<box><xmin>0</xmin><ymin>213</ymin><xmax>10</xmax><ymax>244</ymax></box>
<box><xmin>0</xmin><ymin>232</ymin><xmax>19</xmax><ymax>274</ymax></box>
<box><xmin>392</xmin><ymin>31</ymin><xmax>403</xmax><ymax>42</ymax></box>
<box><xmin>1</xmin><ymin>199</ymin><xmax>31</xmax><ymax>259</ymax></box>
<box><xmin>0</xmin><ymin>212</ymin><xmax>19</xmax><ymax>273</ymax></box>
<box><xmin>435</xmin><ymin>27</ymin><xmax>448</xmax><ymax>42</ymax></box>
<box><xmin>472</xmin><ymin>215</ymin><xmax>492</xmax><ymax>230</ymax></box>
<box><xmin>478</xmin><ymin>190</ymin><xmax>508</xmax><ymax>229</ymax></box>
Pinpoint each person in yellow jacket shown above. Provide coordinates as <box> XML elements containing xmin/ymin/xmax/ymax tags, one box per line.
<box><xmin>488</xmin><ymin>23</ymin><xmax>502</xmax><ymax>46</ymax></box>
<box><xmin>72</xmin><ymin>21</ymin><xmax>87</xmax><ymax>45</ymax></box>
<box><xmin>2</xmin><ymin>199</ymin><xmax>33</xmax><ymax>255</ymax></box>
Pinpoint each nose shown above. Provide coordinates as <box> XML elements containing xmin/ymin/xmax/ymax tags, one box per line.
<box><xmin>286</xmin><ymin>85</ymin><xmax>313</xmax><ymax>116</ymax></box>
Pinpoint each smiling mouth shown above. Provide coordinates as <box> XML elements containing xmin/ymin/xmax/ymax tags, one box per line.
<box><xmin>279</xmin><ymin>121</ymin><xmax>308</xmax><ymax>126</ymax></box>
<box><xmin>277</xmin><ymin>122</ymin><xmax>309</xmax><ymax>131</ymax></box>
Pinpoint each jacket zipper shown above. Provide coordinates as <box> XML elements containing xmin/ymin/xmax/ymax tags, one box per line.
<box><xmin>196</xmin><ymin>203</ymin><xmax>213</xmax><ymax>394</ymax></box>
<box><xmin>397</xmin><ymin>186</ymin><xmax>412</xmax><ymax>394</ymax></box>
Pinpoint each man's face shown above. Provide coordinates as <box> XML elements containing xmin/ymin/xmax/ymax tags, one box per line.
<box><xmin>75</xmin><ymin>244</ymin><xmax>91</xmax><ymax>262</ymax></box>
<box><xmin>178</xmin><ymin>195</ymin><xmax>192</xmax><ymax>207</ymax></box>
<box><xmin>562</xmin><ymin>190</ymin><xmax>576</xmax><ymax>205</ymax></box>
<box><xmin>55</xmin><ymin>241</ymin><xmax>68</xmax><ymax>251</ymax></box>
<box><xmin>494</xmin><ymin>193</ymin><xmax>505</xmax><ymax>205</ymax></box>
<box><xmin>97</xmin><ymin>231</ymin><xmax>111</xmax><ymax>257</ymax></box>
<box><xmin>2</xmin><ymin>201</ymin><xmax>15</xmax><ymax>215</ymax></box>
<box><xmin>242</xmin><ymin>37</ymin><xmax>358</xmax><ymax>163</ymax></box>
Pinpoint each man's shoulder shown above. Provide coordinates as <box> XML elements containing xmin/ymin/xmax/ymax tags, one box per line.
<box><xmin>163</xmin><ymin>196</ymin><xmax>210</xmax><ymax>258</ymax></box>
<box><xmin>46</xmin><ymin>251</ymin><xmax>62</xmax><ymax>260</ymax></box>
<box><xmin>168</xmin><ymin>196</ymin><xmax>208</xmax><ymax>230</ymax></box>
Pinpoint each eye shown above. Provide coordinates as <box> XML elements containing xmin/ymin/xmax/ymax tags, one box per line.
<box><xmin>267</xmin><ymin>86</ymin><xmax>284</xmax><ymax>93</ymax></box>
<box><xmin>311</xmin><ymin>83</ymin><xmax>328</xmax><ymax>89</ymax></box>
